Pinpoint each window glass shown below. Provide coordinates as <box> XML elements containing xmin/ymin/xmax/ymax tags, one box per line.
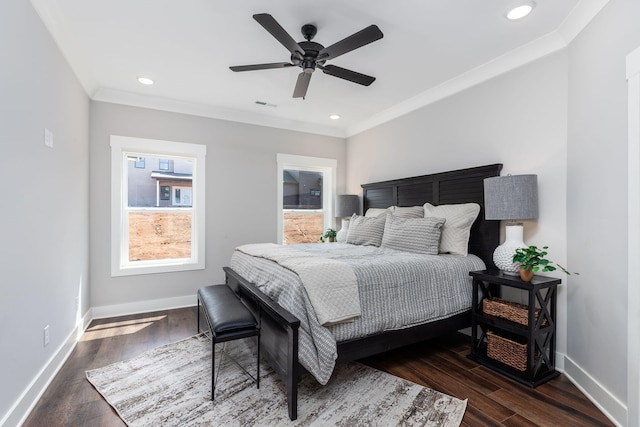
<box><xmin>277</xmin><ymin>154</ymin><xmax>336</xmax><ymax>245</ymax></box>
<box><xmin>111</xmin><ymin>136</ymin><xmax>206</xmax><ymax>276</ymax></box>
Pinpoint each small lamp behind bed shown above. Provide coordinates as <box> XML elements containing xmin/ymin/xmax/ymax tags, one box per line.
<box><xmin>484</xmin><ymin>174</ymin><xmax>538</xmax><ymax>274</ymax></box>
<box><xmin>335</xmin><ymin>195</ymin><xmax>360</xmax><ymax>242</ymax></box>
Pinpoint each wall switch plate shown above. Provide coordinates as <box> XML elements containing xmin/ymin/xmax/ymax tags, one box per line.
<box><xmin>44</xmin><ymin>325</ymin><xmax>50</xmax><ymax>347</ymax></box>
<box><xmin>44</xmin><ymin>128</ymin><xmax>54</xmax><ymax>148</ymax></box>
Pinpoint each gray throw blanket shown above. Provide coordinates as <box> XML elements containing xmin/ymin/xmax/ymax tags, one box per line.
<box><xmin>236</xmin><ymin>244</ymin><xmax>360</xmax><ymax>325</ymax></box>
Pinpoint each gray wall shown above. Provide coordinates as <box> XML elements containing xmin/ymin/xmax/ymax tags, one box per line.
<box><xmin>346</xmin><ymin>49</ymin><xmax>570</xmax><ymax>356</ymax></box>
<box><xmin>345</xmin><ymin>0</ymin><xmax>640</xmax><ymax>421</ymax></box>
<box><xmin>0</xmin><ymin>0</ymin><xmax>90</xmax><ymax>422</ymax></box>
<box><xmin>89</xmin><ymin>102</ymin><xmax>346</xmax><ymax>309</ymax></box>
<box><xmin>567</xmin><ymin>0</ymin><xmax>640</xmax><ymax>413</ymax></box>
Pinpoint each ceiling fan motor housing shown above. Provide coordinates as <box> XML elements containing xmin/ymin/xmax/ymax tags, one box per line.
<box><xmin>230</xmin><ymin>14</ymin><xmax>383</xmax><ymax>98</ymax></box>
<box><xmin>295</xmin><ymin>40</ymin><xmax>324</xmax><ymax>73</ymax></box>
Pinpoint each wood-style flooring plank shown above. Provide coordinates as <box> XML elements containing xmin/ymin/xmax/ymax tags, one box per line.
<box><xmin>23</xmin><ymin>308</ymin><xmax>614</xmax><ymax>427</ymax></box>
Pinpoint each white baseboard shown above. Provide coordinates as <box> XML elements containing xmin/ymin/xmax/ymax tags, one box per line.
<box><xmin>91</xmin><ymin>294</ymin><xmax>196</xmax><ymax>319</ymax></box>
<box><xmin>1</xmin><ymin>310</ymin><xmax>92</xmax><ymax>427</ymax></box>
<box><xmin>3</xmin><ymin>296</ymin><xmax>196</xmax><ymax>427</ymax></box>
<box><xmin>562</xmin><ymin>354</ymin><xmax>627</xmax><ymax>427</ymax></box>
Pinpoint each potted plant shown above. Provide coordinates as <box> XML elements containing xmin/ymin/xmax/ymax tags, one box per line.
<box><xmin>512</xmin><ymin>245</ymin><xmax>577</xmax><ymax>282</ymax></box>
<box><xmin>323</xmin><ymin>228</ymin><xmax>337</xmax><ymax>243</ymax></box>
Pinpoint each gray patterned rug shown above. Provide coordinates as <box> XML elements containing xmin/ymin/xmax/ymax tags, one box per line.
<box><xmin>86</xmin><ymin>334</ymin><xmax>466</xmax><ymax>426</ymax></box>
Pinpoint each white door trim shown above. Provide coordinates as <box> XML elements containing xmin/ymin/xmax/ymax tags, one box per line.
<box><xmin>626</xmin><ymin>45</ymin><xmax>640</xmax><ymax>427</ymax></box>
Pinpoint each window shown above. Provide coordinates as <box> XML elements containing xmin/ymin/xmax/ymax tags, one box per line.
<box><xmin>134</xmin><ymin>157</ymin><xmax>145</xmax><ymax>168</ymax></box>
<box><xmin>277</xmin><ymin>154</ymin><xmax>336</xmax><ymax>244</ymax></box>
<box><xmin>159</xmin><ymin>159</ymin><xmax>170</xmax><ymax>170</ymax></box>
<box><xmin>110</xmin><ymin>136</ymin><xmax>206</xmax><ymax>276</ymax></box>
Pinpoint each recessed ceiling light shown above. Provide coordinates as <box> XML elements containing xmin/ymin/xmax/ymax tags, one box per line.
<box><xmin>329</xmin><ymin>114</ymin><xmax>341</xmax><ymax>120</ymax></box>
<box><xmin>137</xmin><ymin>76</ymin><xmax>155</xmax><ymax>85</ymax></box>
<box><xmin>506</xmin><ymin>1</ymin><xmax>535</xmax><ymax>20</ymax></box>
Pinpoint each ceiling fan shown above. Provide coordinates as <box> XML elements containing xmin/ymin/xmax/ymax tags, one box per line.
<box><xmin>229</xmin><ymin>13</ymin><xmax>384</xmax><ymax>99</ymax></box>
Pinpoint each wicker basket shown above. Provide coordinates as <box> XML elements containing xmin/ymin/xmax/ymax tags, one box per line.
<box><xmin>486</xmin><ymin>331</ymin><xmax>532</xmax><ymax>371</ymax></box>
<box><xmin>483</xmin><ymin>298</ymin><xmax>546</xmax><ymax>326</ymax></box>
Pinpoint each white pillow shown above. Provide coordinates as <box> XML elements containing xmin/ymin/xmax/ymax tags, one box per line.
<box><xmin>423</xmin><ymin>203</ymin><xmax>480</xmax><ymax>256</ymax></box>
<box><xmin>381</xmin><ymin>215</ymin><xmax>445</xmax><ymax>255</ymax></box>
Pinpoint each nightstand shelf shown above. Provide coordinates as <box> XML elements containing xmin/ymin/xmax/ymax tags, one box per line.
<box><xmin>468</xmin><ymin>269</ymin><xmax>561</xmax><ymax>387</ymax></box>
<box><xmin>474</xmin><ymin>312</ymin><xmax>553</xmax><ymax>337</ymax></box>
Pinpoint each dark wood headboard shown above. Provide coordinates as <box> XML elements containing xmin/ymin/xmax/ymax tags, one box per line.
<box><xmin>361</xmin><ymin>163</ymin><xmax>503</xmax><ymax>269</ymax></box>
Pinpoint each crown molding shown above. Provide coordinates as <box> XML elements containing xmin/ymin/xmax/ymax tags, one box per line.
<box><xmin>346</xmin><ymin>31</ymin><xmax>567</xmax><ymax>137</ymax></box>
<box><xmin>92</xmin><ymin>88</ymin><xmax>346</xmax><ymax>138</ymax></box>
<box><xmin>345</xmin><ymin>0</ymin><xmax>611</xmax><ymax>138</ymax></box>
<box><xmin>556</xmin><ymin>0</ymin><xmax>611</xmax><ymax>44</ymax></box>
<box><xmin>37</xmin><ymin>0</ymin><xmax>610</xmax><ymax>141</ymax></box>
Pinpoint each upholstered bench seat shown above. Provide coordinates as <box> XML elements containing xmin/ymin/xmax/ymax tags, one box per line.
<box><xmin>197</xmin><ymin>284</ymin><xmax>260</xmax><ymax>399</ymax></box>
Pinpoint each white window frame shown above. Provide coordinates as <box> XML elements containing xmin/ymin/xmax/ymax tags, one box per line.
<box><xmin>110</xmin><ymin>135</ymin><xmax>206</xmax><ymax>276</ymax></box>
<box><xmin>276</xmin><ymin>154</ymin><xmax>337</xmax><ymax>244</ymax></box>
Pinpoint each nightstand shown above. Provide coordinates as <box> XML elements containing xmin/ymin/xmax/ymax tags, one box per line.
<box><xmin>468</xmin><ymin>269</ymin><xmax>561</xmax><ymax>387</ymax></box>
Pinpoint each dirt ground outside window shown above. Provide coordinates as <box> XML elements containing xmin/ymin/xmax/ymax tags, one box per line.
<box><xmin>128</xmin><ymin>211</ymin><xmax>324</xmax><ymax>261</ymax></box>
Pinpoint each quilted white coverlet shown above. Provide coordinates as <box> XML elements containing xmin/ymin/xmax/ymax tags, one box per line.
<box><xmin>235</xmin><ymin>243</ymin><xmax>360</xmax><ymax>325</ymax></box>
<box><xmin>230</xmin><ymin>243</ymin><xmax>485</xmax><ymax>385</ymax></box>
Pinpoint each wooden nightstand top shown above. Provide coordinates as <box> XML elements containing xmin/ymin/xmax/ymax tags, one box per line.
<box><xmin>470</xmin><ymin>269</ymin><xmax>561</xmax><ymax>289</ymax></box>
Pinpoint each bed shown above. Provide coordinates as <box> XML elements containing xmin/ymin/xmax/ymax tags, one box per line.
<box><xmin>224</xmin><ymin>163</ymin><xmax>502</xmax><ymax>420</ymax></box>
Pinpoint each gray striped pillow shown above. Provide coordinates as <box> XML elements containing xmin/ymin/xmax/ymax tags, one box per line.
<box><xmin>391</xmin><ymin>206</ymin><xmax>425</xmax><ymax>218</ymax></box>
<box><xmin>381</xmin><ymin>215</ymin><xmax>445</xmax><ymax>255</ymax></box>
<box><xmin>346</xmin><ymin>214</ymin><xmax>386</xmax><ymax>246</ymax></box>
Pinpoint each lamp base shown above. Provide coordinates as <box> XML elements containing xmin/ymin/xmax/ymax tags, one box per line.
<box><xmin>493</xmin><ymin>224</ymin><xmax>527</xmax><ymax>274</ymax></box>
<box><xmin>336</xmin><ymin>218</ymin><xmax>350</xmax><ymax>243</ymax></box>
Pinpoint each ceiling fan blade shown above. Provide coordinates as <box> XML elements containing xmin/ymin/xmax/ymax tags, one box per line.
<box><xmin>253</xmin><ymin>13</ymin><xmax>304</xmax><ymax>59</ymax></box>
<box><xmin>318</xmin><ymin>25</ymin><xmax>383</xmax><ymax>61</ymax></box>
<box><xmin>230</xmin><ymin>62</ymin><xmax>294</xmax><ymax>72</ymax></box>
<box><xmin>293</xmin><ymin>72</ymin><xmax>312</xmax><ymax>98</ymax></box>
<box><xmin>319</xmin><ymin>65</ymin><xmax>376</xmax><ymax>86</ymax></box>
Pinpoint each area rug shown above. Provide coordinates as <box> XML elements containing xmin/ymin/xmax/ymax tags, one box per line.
<box><xmin>86</xmin><ymin>334</ymin><xmax>466</xmax><ymax>426</ymax></box>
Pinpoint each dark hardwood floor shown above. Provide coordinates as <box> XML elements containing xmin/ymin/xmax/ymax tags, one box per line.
<box><xmin>23</xmin><ymin>307</ymin><xmax>613</xmax><ymax>427</ymax></box>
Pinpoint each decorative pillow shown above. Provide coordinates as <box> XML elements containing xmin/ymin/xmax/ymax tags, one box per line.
<box><xmin>381</xmin><ymin>215</ymin><xmax>445</xmax><ymax>255</ymax></box>
<box><xmin>364</xmin><ymin>207</ymin><xmax>392</xmax><ymax>217</ymax></box>
<box><xmin>391</xmin><ymin>206</ymin><xmax>425</xmax><ymax>218</ymax></box>
<box><xmin>346</xmin><ymin>214</ymin><xmax>386</xmax><ymax>246</ymax></box>
<box><xmin>423</xmin><ymin>203</ymin><xmax>480</xmax><ymax>256</ymax></box>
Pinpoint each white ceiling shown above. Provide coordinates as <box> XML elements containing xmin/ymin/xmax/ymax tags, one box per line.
<box><xmin>30</xmin><ymin>0</ymin><xmax>608</xmax><ymax>138</ymax></box>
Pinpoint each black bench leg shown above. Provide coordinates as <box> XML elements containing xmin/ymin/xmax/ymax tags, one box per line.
<box><xmin>211</xmin><ymin>338</ymin><xmax>215</xmax><ymax>400</ymax></box>
<box><xmin>256</xmin><ymin>334</ymin><xmax>260</xmax><ymax>389</ymax></box>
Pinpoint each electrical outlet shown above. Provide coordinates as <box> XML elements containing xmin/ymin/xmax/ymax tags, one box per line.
<box><xmin>44</xmin><ymin>128</ymin><xmax>54</xmax><ymax>148</ymax></box>
<box><xmin>43</xmin><ymin>325</ymin><xmax>50</xmax><ymax>347</ymax></box>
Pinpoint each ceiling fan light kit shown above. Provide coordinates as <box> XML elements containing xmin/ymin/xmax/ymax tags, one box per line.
<box><xmin>230</xmin><ymin>13</ymin><xmax>383</xmax><ymax>99</ymax></box>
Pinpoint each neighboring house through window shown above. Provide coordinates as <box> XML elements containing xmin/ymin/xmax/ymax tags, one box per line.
<box><xmin>110</xmin><ymin>136</ymin><xmax>206</xmax><ymax>276</ymax></box>
<box><xmin>277</xmin><ymin>154</ymin><xmax>336</xmax><ymax>244</ymax></box>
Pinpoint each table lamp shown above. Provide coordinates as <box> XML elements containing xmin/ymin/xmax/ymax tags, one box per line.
<box><xmin>483</xmin><ymin>174</ymin><xmax>538</xmax><ymax>274</ymax></box>
<box><xmin>335</xmin><ymin>195</ymin><xmax>360</xmax><ymax>242</ymax></box>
